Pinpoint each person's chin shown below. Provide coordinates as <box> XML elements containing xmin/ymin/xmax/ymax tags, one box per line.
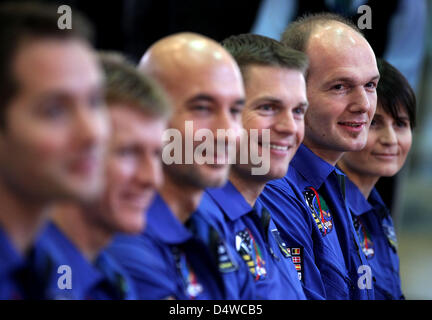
<box><xmin>344</xmin><ymin>139</ymin><xmax>367</xmax><ymax>152</ymax></box>
<box><xmin>267</xmin><ymin>166</ymin><xmax>289</xmax><ymax>181</ymax></box>
<box><xmin>201</xmin><ymin>164</ymin><xmax>229</xmax><ymax>187</ymax></box>
<box><xmin>117</xmin><ymin>214</ymin><xmax>145</xmax><ymax>234</ymax></box>
<box><xmin>270</xmin><ymin>157</ymin><xmax>290</xmax><ymax>172</ymax></box>
<box><xmin>57</xmin><ymin>177</ymin><xmax>103</xmax><ymax>203</ymax></box>
<box><xmin>376</xmin><ymin>165</ymin><xmax>399</xmax><ymax>178</ymax></box>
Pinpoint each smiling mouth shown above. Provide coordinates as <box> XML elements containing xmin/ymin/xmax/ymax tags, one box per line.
<box><xmin>259</xmin><ymin>142</ymin><xmax>291</xmax><ymax>151</ymax></box>
<box><xmin>269</xmin><ymin>144</ymin><xmax>289</xmax><ymax>151</ymax></box>
<box><xmin>372</xmin><ymin>153</ymin><xmax>398</xmax><ymax>157</ymax></box>
<box><xmin>338</xmin><ymin>121</ymin><xmax>366</xmax><ymax>128</ymax></box>
<box><xmin>122</xmin><ymin>192</ymin><xmax>153</xmax><ymax>209</ymax></box>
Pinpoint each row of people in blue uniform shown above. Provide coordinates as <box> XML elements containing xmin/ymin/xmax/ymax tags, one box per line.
<box><xmin>0</xmin><ymin>3</ymin><xmax>415</xmax><ymax>300</ymax></box>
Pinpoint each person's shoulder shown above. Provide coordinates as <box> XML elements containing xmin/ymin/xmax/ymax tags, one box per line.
<box><xmin>263</xmin><ymin>176</ymin><xmax>308</xmax><ymax>210</ymax></box>
<box><xmin>98</xmin><ymin>250</ymin><xmax>140</xmax><ymax>300</ymax></box>
<box><xmin>105</xmin><ymin>233</ymin><xmax>179</xmax><ymax>299</ymax></box>
<box><xmin>108</xmin><ymin>232</ymin><xmax>167</xmax><ymax>265</ymax></box>
<box><xmin>199</xmin><ymin>191</ymin><xmax>226</xmax><ymax>221</ymax></box>
<box><xmin>36</xmin><ymin>222</ymin><xmax>62</xmax><ymax>247</ymax></box>
<box><xmin>34</xmin><ymin>222</ymin><xmax>82</xmax><ymax>266</ymax></box>
<box><xmin>260</xmin><ymin>181</ymin><xmax>314</xmax><ymax>235</ymax></box>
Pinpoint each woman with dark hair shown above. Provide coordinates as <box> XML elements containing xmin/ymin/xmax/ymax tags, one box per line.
<box><xmin>338</xmin><ymin>58</ymin><xmax>416</xmax><ymax>300</ymax></box>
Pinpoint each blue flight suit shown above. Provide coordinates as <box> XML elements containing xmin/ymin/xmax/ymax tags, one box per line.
<box><xmin>0</xmin><ymin>228</ymin><xmax>26</xmax><ymax>299</ymax></box>
<box><xmin>260</xmin><ymin>144</ymin><xmax>374</xmax><ymax>299</ymax></box>
<box><xmin>346</xmin><ymin>179</ymin><xmax>404</xmax><ymax>299</ymax></box>
<box><xmin>107</xmin><ymin>193</ymin><xmax>256</xmax><ymax>300</ymax></box>
<box><xmin>34</xmin><ymin>222</ymin><xmax>136</xmax><ymax>300</ymax></box>
<box><xmin>203</xmin><ymin>182</ymin><xmax>306</xmax><ymax>300</ymax></box>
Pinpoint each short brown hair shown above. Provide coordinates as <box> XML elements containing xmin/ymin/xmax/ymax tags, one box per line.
<box><xmin>0</xmin><ymin>2</ymin><xmax>93</xmax><ymax>128</ymax></box>
<box><xmin>221</xmin><ymin>33</ymin><xmax>308</xmax><ymax>81</ymax></box>
<box><xmin>281</xmin><ymin>12</ymin><xmax>363</xmax><ymax>52</ymax></box>
<box><xmin>99</xmin><ymin>52</ymin><xmax>171</xmax><ymax>118</ymax></box>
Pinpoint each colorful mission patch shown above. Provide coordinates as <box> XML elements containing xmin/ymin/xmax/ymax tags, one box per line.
<box><xmin>235</xmin><ymin>229</ymin><xmax>267</xmax><ymax>281</ymax></box>
<box><xmin>382</xmin><ymin>222</ymin><xmax>398</xmax><ymax>252</ymax></box>
<box><xmin>353</xmin><ymin>216</ymin><xmax>375</xmax><ymax>259</ymax></box>
<box><xmin>303</xmin><ymin>187</ymin><xmax>334</xmax><ymax>236</ymax></box>
<box><xmin>270</xmin><ymin>228</ymin><xmax>291</xmax><ymax>259</ymax></box>
<box><xmin>209</xmin><ymin>227</ymin><xmax>238</xmax><ymax>273</ymax></box>
<box><xmin>172</xmin><ymin>246</ymin><xmax>204</xmax><ymax>299</ymax></box>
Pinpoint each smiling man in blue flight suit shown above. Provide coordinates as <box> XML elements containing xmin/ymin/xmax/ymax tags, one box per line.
<box><xmin>338</xmin><ymin>58</ymin><xmax>416</xmax><ymax>299</ymax></box>
<box><xmin>34</xmin><ymin>54</ymin><xmax>170</xmax><ymax>299</ymax></box>
<box><xmin>0</xmin><ymin>3</ymin><xmax>108</xmax><ymax>299</ymax></box>
<box><xmin>201</xmin><ymin>34</ymin><xmax>309</xmax><ymax>299</ymax></box>
<box><xmin>260</xmin><ymin>13</ymin><xmax>380</xmax><ymax>299</ymax></box>
<box><xmin>107</xmin><ymin>33</ymin><xmax>256</xmax><ymax>300</ymax></box>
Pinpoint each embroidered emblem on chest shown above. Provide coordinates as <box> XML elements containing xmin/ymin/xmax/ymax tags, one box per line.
<box><xmin>303</xmin><ymin>187</ymin><xmax>334</xmax><ymax>236</ymax></box>
<box><xmin>382</xmin><ymin>223</ymin><xmax>398</xmax><ymax>252</ymax></box>
<box><xmin>353</xmin><ymin>217</ymin><xmax>375</xmax><ymax>259</ymax></box>
<box><xmin>172</xmin><ymin>247</ymin><xmax>203</xmax><ymax>299</ymax></box>
<box><xmin>235</xmin><ymin>229</ymin><xmax>267</xmax><ymax>281</ymax></box>
<box><xmin>208</xmin><ymin>227</ymin><xmax>238</xmax><ymax>273</ymax></box>
<box><xmin>271</xmin><ymin>228</ymin><xmax>291</xmax><ymax>258</ymax></box>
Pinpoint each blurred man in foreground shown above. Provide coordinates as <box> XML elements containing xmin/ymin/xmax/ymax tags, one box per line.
<box><xmin>0</xmin><ymin>3</ymin><xmax>108</xmax><ymax>299</ymax></box>
<box><xmin>35</xmin><ymin>53</ymin><xmax>170</xmax><ymax>299</ymax></box>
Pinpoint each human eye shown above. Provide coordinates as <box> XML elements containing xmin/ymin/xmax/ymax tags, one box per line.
<box><xmin>293</xmin><ymin>105</ymin><xmax>307</xmax><ymax>116</ymax></box>
<box><xmin>257</xmin><ymin>104</ymin><xmax>276</xmax><ymax>114</ymax></box>
<box><xmin>230</xmin><ymin>106</ymin><xmax>242</xmax><ymax>116</ymax></box>
<box><xmin>370</xmin><ymin>117</ymin><xmax>383</xmax><ymax>129</ymax></box>
<box><xmin>395</xmin><ymin>118</ymin><xmax>409</xmax><ymax>129</ymax></box>
<box><xmin>38</xmin><ymin>99</ymin><xmax>68</xmax><ymax>120</ymax></box>
<box><xmin>116</xmin><ymin>145</ymin><xmax>138</xmax><ymax>157</ymax></box>
<box><xmin>190</xmin><ymin>104</ymin><xmax>211</xmax><ymax>115</ymax></box>
<box><xmin>365</xmin><ymin>81</ymin><xmax>377</xmax><ymax>91</ymax></box>
<box><xmin>331</xmin><ymin>83</ymin><xmax>346</xmax><ymax>91</ymax></box>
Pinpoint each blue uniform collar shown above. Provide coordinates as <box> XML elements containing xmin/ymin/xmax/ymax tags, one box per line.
<box><xmin>367</xmin><ymin>188</ymin><xmax>389</xmax><ymax>219</ymax></box>
<box><xmin>0</xmin><ymin>228</ymin><xmax>23</xmax><ymax>278</ymax></box>
<box><xmin>345</xmin><ymin>178</ymin><xmax>374</xmax><ymax>217</ymax></box>
<box><xmin>41</xmin><ymin>222</ymin><xmax>129</xmax><ymax>299</ymax></box>
<box><xmin>146</xmin><ymin>194</ymin><xmax>193</xmax><ymax>245</ymax></box>
<box><xmin>44</xmin><ymin>223</ymin><xmax>107</xmax><ymax>295</ymax></box>
<box><xmin>205</xmin><ymin>181</ymin><xmax>253</xmax><ymax>221</ymax></box>
<box><xmin>290</xmin><ymin>144</ymin><xmax>337</xmax><ymax>190</ymax></box>
<box><xmin>345</xmin><ymin>179</ymin><xmax>389</xmax><ymax>219</ymax></box>
<box><xmin>47</xmin><ymin>222</ymin><xmax>103</xmax><ymax>292</ymax></box>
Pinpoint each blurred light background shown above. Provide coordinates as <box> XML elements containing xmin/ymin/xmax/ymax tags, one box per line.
<box><xmin>396</xmin><ymin>0</ymin><xmax>432</xmax><ymax>300</ymax></box>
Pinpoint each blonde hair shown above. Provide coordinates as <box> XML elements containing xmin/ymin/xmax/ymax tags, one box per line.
<box><xmin>99</xmin><ymin>51</ymin><xmax>171</xmax><ymax>118</ymax></box>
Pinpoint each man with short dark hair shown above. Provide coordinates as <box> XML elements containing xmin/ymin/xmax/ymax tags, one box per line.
<box><xmin>0</xmin><ymin>2</ymin><xmax>108</xmax><ymax>299</ymax></box>
<box><xmin>260</xmin><ymin>13</ymin><xmax>380</xmax><ymax>299</ymax></box>
<box><xmin>201</xmin><ymin>33</ymin><xmax>308</xmax><ymax>299</ymax></box>
<box><xmin>33</xmin><ymin>52</ymin><xmax>171</xmax><ymax>300</ymax></box>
